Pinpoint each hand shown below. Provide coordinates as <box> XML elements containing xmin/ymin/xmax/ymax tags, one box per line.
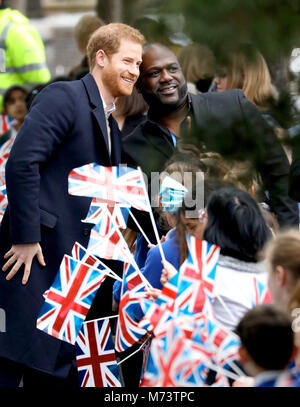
<box><xmin>147</xmin><ymin>235</ymin><xmax>166</xmax><ymax>249</ymax></box>
<box><xmin>112</xmin><ymin>298</ymin><xmax>119</xmax><ymax>312</ymax></box>
<box><xmin>232</xmin><ymin>376</ymin><xmax>254</xmax><ymax>387</ymax></box>
<box><xmin>2</xmin><ymin>243</ymin><xmax>46</xmax><ymax>285</ymax></box>
<box><xmin>144</xmin><ymin>287</ymin><xmax>161</xmax><ymax>301</ymax></box>
<box><xmin>137</xmin><ymin>331</ymin><xmax>153</xmax><ymax>344</ymax></box>
<box><xmin>160</xmin><ymin>260</ymin><xmax>177</xmax><ymax>285</ymax></box>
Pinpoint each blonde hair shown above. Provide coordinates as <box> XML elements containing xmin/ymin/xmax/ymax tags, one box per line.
<box><xmin>87</xmin><ymin>23</ymin><xmax>145</xmax><ymax>70</ymax></box>
<box><xmin>264</xmin><ymin>229</ymin><xmax>300</xmax><ymax>311</ymax></box>
<box><xmin>199</xmin><ymin>152</ymin><xmax>258</xmax><ymax>193</ymax></box>
<box><xmin>177</xmin><ymin>43</ymin><xmax>216</xmax><ymax>83</ymax></box>
<box><xmin>220</xmin><ymin>44</ymin><xmax>276</xmax><ymax>110</ymax></box>
<box><xmin>74</xmin><ymin>14</ymin><xmax>105</xmax><ymax>52</ymax></box>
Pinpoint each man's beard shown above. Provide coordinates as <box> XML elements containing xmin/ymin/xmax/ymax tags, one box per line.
<box><xmin>144</xmin><ymin>81</ymin><xmax>188</xmax><ymax>118</ymax></box>
<box><xmin>102</xmin><ymin>66</ymin><xmax>134</xmax><ymax>98</ymax></box>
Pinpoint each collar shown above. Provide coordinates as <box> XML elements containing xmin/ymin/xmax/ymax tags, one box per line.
<box><xmin>254</xmin><ymin>370</ymin><xmax>286</xmax><ymax>387</ymax></box>
<box><xmin>218</xmin><ymin>254</ymin><xmax>266</xmax><ymax>273</ymax></box>
<box><xmin>99</xmin><ymin>91</ymin><xmax>116</xmax><ymax>119</ymax></box>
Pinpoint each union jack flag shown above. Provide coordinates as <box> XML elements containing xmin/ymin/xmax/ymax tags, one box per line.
<box><xmin>87</xmin><ymin>212</ymin><xmax>134</xmax><ymax>265</ymax></box>
<box><xmin>0</xmin><ymin>114</ymin><xmax>15</xmax><ymax>136</ymax></box>
<box><xmin>76</xmin><ymin>318</ymin><xmax>121</xmax><ymax>387</ymax></box>
<box><xmin>252</xmin><ymin>275</ymin><xmax>273</xmax><ymax>306</ymax></box>
<box><xmin>0</xmin><ymin>182</ymin><xmax>7</xmax><ymax>221</ymax></box>
<box><xmin>115</xmin><ymin>263</ymin><xmax>150</xmax><ymax>352</ymax></box>
<box><xmin>171</xmin><ymin>238</ymin><xmax>219</xmax><ymax>316</ymax></box>
<box><xmin>192</xmin><ymin>315</ymin><xmax>240</xmax><ymax>370</ymax></box>
<box><xmin>82</xmin><ymin>199</ymin><xmax>130</xmax><ymax>230</ymax></box>
<box><xmin>68</xmin><ymin>164</ymin><xmax>149</xmax><ymax>211</ymax></box>
<box><xmin>139</xmin><ymin>239</ymin><xmax>219</xmax><ymax>336</ymax></box>
<box><xmin>37</xmin><ymin>252</ymin><xmax>107</xmax><ymax>344</ymax></box>
<box><xmin>0</xmin><ymin>136</ymin><xmax>15</xmax><ymax>171</ymax></box>
<box><xmin>141</xmin><ymin>321</ymin><xmax>212</xmax><ymax>387</ymax></box>
<box><xmin>138</xmin><ymin>272</ymin><xmax>180</xmax><ymax>336</ymax></box>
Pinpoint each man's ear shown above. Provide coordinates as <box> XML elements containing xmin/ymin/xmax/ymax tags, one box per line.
<box><xmin>95</xmin><ymin>49</ymin><xmax>106</xmax><ymax>68</ymax></box>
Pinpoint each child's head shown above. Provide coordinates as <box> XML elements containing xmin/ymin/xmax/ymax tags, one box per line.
<box><xmin>2</xmin><ymin>85</ymin><xmax>28</xmax><ymax>128</ymax></box>
<box><xmin>236</xmin><ymin>304</ymin><xmax>295</xmax><ymax>376</ymax></box>
<box><xmin>203</xmin><ymin>186</ymin><xmax>271</xmax><ymax>262</ymax></box>
<box><xmin>264</xmin><ymin>229</ymin><xmax>300</xmax><ymax>311</ymax></box>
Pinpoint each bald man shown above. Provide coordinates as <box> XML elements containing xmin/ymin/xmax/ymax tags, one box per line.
<box><xmin>122</xmin><ymin>43</ymin><xmax>299</xmax><ymax>228</ymax></box>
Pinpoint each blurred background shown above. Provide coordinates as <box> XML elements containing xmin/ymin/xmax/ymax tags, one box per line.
<box><xmin>7</xmin><ymin>0</ymin><xmax>300</xmax><ymax>110</ymax></box>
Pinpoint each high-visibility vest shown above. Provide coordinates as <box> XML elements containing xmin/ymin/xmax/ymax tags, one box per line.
<box><xmin>0</xmin><ymin>8</ymin><xmax>51</xmax><ymax>110</ymax></box>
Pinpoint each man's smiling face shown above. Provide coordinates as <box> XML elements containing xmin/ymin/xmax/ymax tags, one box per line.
<box><xmin>139</xmin><ymin>44</ymin><xmax>187</xmax><ymax>108</ymax></box>
<box><xmin>102</xmin><ymin>38</ymin><xmax>143</xmax><ymax>98</ymax></box>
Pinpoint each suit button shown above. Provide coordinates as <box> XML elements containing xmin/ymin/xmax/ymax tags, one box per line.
<box><xmin>82</xmin><ymin>228</ymin><xmax>90</xmax><ymax>237</ymax></box>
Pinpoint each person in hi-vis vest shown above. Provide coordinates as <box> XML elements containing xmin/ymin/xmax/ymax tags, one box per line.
<box><xmin>0</xmin><ymin>0</ymin><xmax>50</xmax><ymax>111</ymax></box>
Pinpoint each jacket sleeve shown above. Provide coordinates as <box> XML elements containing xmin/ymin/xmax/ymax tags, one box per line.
<box><xmin>237</xmin><ymin>90</ymin><xmax>299</xmax><ymax>227</ymax></box>
<box><xmin>5</xmin><ymin>82</ymin><xmax>75</xmax><ymax>244</ymax></box>
<box><xmin>289</xmin><ymin>134</ymin><xmax>300</xmax><ymax>202</ymax></box>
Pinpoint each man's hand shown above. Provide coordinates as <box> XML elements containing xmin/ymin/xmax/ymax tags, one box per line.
<box><xmin>2</xmin><ymin>243</ymin><xmax>46</xmax><ymax>285</ymax></box>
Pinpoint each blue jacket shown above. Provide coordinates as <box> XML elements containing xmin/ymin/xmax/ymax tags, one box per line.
<box><xmin>0</xmin><ymin>73</ymin><xmax>121</xmax><ymax>378</ymax></box>
<box><xmin>113</xmin><ymin>228</ymin><xmax>181</xmax><ymax>320</ymax></box>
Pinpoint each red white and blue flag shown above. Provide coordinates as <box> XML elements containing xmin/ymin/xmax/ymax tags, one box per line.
<box><xmin>37</xmin><ymin>248</ymin><xmax>108</xmax><ymax>344</ymax></box>
<box><xmin>139</xmin><ymin>272</ymin><xmax>180</xmax><ymax>336</ymax></box>
<box><xmin>115</xmin><ymin>263</ymin><xmax>150</xmax><ymax>352</ymax></box>
<box><xmin>0</xmin><ymin>182</ymin><xmax>7</xmax><ymax>221</ymax></box>
<box><xmin>0</xmin><ymin>135</ymin><xmax>15</xmax><ymax>171</ymax></box>
<box><xmin>0</xmin><ymin>114</ymin><xmax>15</xmax><ymax>136</ymax></box>
<box><xmin>82</xmin><ymin>199</ymin><xmax>130</xmax><ymax>230</ymax></box>
<box><xmin>86</xmin><ymin>212</ymin><xmax>135</xmax><ymax>264</ymax></box>
<box><xmin>252</xmin><ymin>275</ymin><xmax>273</xmax><ymax>306</ymax></box>
<box><xmin>141</xmin><ymin>321</ymin><xmax>212</xmax><ymax>387</ymax></box>
<box><xmin>192</xmin><ymin>316</ymin><xmax>240</xmax><ymax>370</ymax></box>
<box><xmin>68</xmin><ymin>164</ymin><xmax>149</xmax><ymax>211</ymax></box>
<box><xmin>76</xmin><ymin>318</ymin><xmax>121</xmax><ymax>387</ymax></box>
<box><xmin>139</xmin><ymin>238</ymin><xmax>219</xmax><ymax>335</ymax></box>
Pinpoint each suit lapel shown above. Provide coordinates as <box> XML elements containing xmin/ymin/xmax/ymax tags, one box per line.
<box><xmin>82</xmin><ymin>73</ymin><xmax>110</xmax><ymax>158</ymax></box>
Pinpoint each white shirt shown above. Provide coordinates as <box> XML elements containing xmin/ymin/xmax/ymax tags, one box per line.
<box><xmin>99</xmin><ymin>92</ymin><xmax>116</xmax><ymax>156</ymax></box>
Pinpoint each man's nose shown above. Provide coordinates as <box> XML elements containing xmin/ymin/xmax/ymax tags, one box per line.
<box><xmin>128</xmin><ymin>63</ymin><xmax>140</xmax><ymax>77</ymax></box>
<box><xmin>160</xmin><ymin>69</ymin><xmax>173</xmax><ymax>82</ymax></box>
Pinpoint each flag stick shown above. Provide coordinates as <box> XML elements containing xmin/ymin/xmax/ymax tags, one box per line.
<box><xmin>137</xmin><ymin>166</ymin><xmax>166</xmax><ymax>263</ymax></box>
<box><xmin>203</xmin><ymin>360</ymin><xmax>240</xmax><ymax>382</ymax></box>
<box><xmin>129</xmin><ymin>210</ymin><xmax>152</xmax><ymax>246</ymax></box>
<box><xmin>117</xmin><ymin>337</ymin><xmax>149</xmax><ymax>365</ymax></box>
<box><xmin>83</xmin><ymin>315</ymin><xmax>118</xmax><ymax>324</ymax></box>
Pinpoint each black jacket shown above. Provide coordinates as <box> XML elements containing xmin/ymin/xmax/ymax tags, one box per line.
<box><xmin>122</xmin><ymin>89</ymin><xmax>299</xmax><ymax>227</ymax></box>
<box><xmin>289</xmin><ymin>134</ymin><xmax>300</xmax><ymax>201</ymax></box>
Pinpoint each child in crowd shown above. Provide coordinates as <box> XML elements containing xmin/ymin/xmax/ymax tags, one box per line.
<box><xmin>236</xmin><ymin>304</ymin><xmax>296</xmax><ymax>387</ymax></box>
<box><xmin>0</xmin><ymin>85</ymin><xmax>28</xmax><ymax>146</ymax></box>
<box><xmin>234</xmin><ymin>229</ymin><xmax>300</xmax><ymax>387</ymax></box>
<box><xmin>0</xmin><ymin>85</ymin><xmax>28</xmax><ymax>223</ymax></box>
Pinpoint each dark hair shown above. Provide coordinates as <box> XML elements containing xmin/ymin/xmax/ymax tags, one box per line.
<box><xmin>236</xmin><ymin>304</ymin><xmax>294</xmax><ymax>370</ymax></box>
<box><xmin>176</xmin><ymin>177</ymin><xmax>229</xmax><ymax>264</ymax></box>
<box><xmin>204</xmin><ymin>187</ymin><xmax>271</xmax><ymax>262</ymax></box>
<box><xmin>3</xmin><ymin>85</ymin><xmax>28</xmax><ymax>110</ymax></box>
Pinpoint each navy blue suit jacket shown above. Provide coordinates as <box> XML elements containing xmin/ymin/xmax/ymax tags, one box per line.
<box><xmin>0</xmin><ymin>74</ymin><xmax>121</xmax><ymax>377</ymax></box>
